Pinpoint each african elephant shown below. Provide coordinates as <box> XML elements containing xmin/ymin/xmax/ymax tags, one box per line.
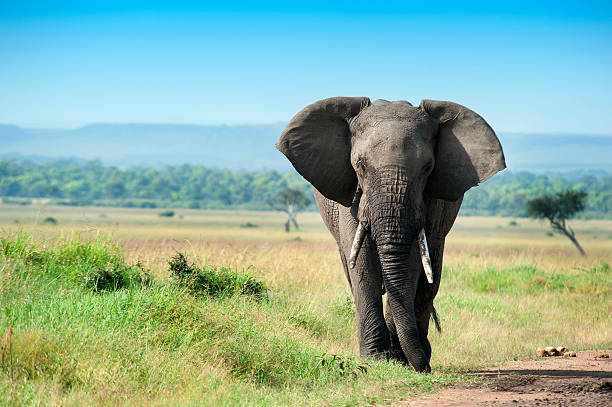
<box><xmin>276</xmin><ymin>97</ymin><xmax>505</xmax><ymax>372</ymax></box>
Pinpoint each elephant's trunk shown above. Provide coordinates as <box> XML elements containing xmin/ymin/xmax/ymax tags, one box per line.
<box><xmin>376</xmin><ymin>239</ymin><xmax>429</xmax><ymax>372</ymax></box>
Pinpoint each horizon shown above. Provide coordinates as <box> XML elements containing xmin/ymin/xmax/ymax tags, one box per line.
<box><xmin>2</xmin><ymin>121</ymin><xmax>612</xmax><ymax>138</ymax></box>
<box><xmin>1</xmin><ymin>2</ymin><xmax>611</xmax><ymax>134</ymax></box>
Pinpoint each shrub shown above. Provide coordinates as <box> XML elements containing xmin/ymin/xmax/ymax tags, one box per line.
<box><xmin>42</xmin><ymin>217</ymin><xmax>58</xmax><ymax>225</ymax></box>
<box><xmin>508</xmin><ymin>220</ymin><xmax>518</xmax><ymax>226</ymax></box>
<box><xmin>158</xmin><ymin>210</ymin><xmax>175</xmax><ymax>217</ymax></box>
<box><xmin>239</xmin><ymin>222</ymin><xmax>259</xmax><ymax>228</ymax></box>
<box><xmin>168</xmin><ymin>253</ymin><xmax>267</xmax><ymax>300</ymax></box>
<box><xmin>84</xmin><ymin>263</ymin><xmax>152</xmax><ymax>292</ymax></box>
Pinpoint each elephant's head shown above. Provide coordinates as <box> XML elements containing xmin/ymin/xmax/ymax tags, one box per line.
<box><xmin>277</xmin><ymin>97</ymin><xmax>505</xmax><ymax>371</ymax></box>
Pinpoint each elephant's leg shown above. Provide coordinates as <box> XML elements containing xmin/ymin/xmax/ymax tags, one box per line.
<box><xmin>349</xmin><ymin>263</ymin><xmax>389</xmax><ymax>357</ymax></box>
<box><xmin>344</xmin><ymin>234</ymin><xmax>390</xmax><ymax>357</ymax></box>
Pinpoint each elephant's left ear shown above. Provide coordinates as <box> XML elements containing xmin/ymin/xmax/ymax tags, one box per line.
<box><xmin>420</xmin><ymin>100</ymin><xmax>506</xmax><ymax>201</ymax></box>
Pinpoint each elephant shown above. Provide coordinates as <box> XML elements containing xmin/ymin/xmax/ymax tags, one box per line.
<box><xmin>276</xmin><ymin>97</ymin><xmax>505</xmax><ymax>372</ymax></box>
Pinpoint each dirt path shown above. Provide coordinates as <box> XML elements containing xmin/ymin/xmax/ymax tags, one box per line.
<box><xmin>406</xmin><ymin>350</ymin><xmax>612</xmax><ymax>406</ymax></box>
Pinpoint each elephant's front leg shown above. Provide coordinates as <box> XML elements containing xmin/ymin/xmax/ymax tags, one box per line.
<box><xmin>349</xmin><ymin>254</ymin><xmax>390</xmax><ymax>356</ymax></box>
<box><xmin>341</xmin><ymin>219</ymin><xmax>390</xmax><ymax>357</ymax></box>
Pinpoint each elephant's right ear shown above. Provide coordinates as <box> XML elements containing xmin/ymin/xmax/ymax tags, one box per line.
<box><xmin>277</xmin><ymin>97</ymin><xmax>370</xmax><ymax>207</ymax></box>
<box><xmin>420</xmin><ymin>100</ymin><xmax>506</xmax><ymax>201</ymax></box>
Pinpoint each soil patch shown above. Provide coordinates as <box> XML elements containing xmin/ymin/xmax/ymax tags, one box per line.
<box><xmin>405</xmin><ymin>350</ymin><xmax>612</xmax><ymax>406</ymax></box>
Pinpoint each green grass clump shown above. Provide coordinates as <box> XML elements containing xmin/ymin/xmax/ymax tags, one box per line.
<box><xmin>83</xmin><ymin>263</ymin><xmax>151</xmax><ymax>292</ymax></box>
<box><xmin>169</xmin><ymin>253</ymin><xmax>267</xmax><ymax>300</ymax></box>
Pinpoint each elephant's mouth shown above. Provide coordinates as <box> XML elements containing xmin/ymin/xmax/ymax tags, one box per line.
<box><xmin>348</xmin><ymin>220</ymin><xmax>434</xmax><ymax>284</ymax></box>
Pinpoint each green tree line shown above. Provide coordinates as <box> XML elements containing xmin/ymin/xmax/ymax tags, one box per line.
<box><xmin>460</xmin><ymin>171</ymin><xmax>612</xmax><ymax>219</ymax></box>
<box><xmin>0</xmin><ymin>160</ymin><xmax>312</xmax><ymax>210</ymax></box>
<box><xmin>1</xmin><ymin>160</ymin><xmax>611</xmax><ymax>218</ymax></box>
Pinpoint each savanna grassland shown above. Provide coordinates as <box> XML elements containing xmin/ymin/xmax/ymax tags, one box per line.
<box><xmin>1</xmin><ymin>204</ymin><xmax>611</xmax><ymax>406</ymax></box>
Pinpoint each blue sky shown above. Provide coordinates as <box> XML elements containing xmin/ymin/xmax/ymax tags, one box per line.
<box><xmin>1</xmin><ymin>1</ymin><xmax>611</xmax><ymax>133</ymax></box>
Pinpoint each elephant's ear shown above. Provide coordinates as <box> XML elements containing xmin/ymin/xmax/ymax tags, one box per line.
<box><xmin>277</xmin><ymin>97</ymin><xmax>371</xmax><ymax>207</ymax></box>
<box><xmin>420</xmin><ymin>100</ymin><xmax>506</xmax><ymax>201</ymax></box>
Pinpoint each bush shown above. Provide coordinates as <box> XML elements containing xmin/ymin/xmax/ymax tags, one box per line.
<box><xmin>158</xmin><ymin>210</ymin><xmax>175</xmax><ymax>217</ymax></box>
<box><xmin>84</xmin><ymin>263</ymin><xmax>152</xmax><ymax>292</ymax></box>
<box><xmin>42</xmin><ymin>217</ymin><xmax>58</xmax><ymax>225</ymax></box>
<box><xmin>239</xmin><ymin>222</ymin><xmax>259</xmax><ymax>228</ymax></box>
<box><xmin>168</xmin><ymin>253</ymin><xmax>267</xmax><ymax>300</ymax></box>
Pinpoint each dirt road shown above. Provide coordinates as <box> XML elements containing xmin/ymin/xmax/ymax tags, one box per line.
<box><xmin>407</xmin><ymin>350</ymin><xmax>612</xmax><ymax>406</ymax></box>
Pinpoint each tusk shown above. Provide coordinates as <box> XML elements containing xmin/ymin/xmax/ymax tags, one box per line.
<box><xmin>349</xmin><ymin>222</ymin><xmax>366</xmax><ymax>268</ymax></box>
<box><xmin>418</xmin><ymin>228</ymin><xmax>434</xmax><ymax>284</ymax></box>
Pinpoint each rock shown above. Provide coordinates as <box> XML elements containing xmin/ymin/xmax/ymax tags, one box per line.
<box><xmin>544</xmin><ymin>346</ymin><xmax>557</xmax><ymax>356</ymax></box>
<box><xmin>563</xmin><ymin>352</ymin><xmax>571</xmax><ymax>357</ymax></box>
<box><xmin>569</xmin><ymin>351</ymin><xmax>576</xmax><ymax>357</ymax></box>
<box><xmin>536</xmin><ymin>348</ymin><xmax>546</xmax><ymax>357</ymax></box>
<box><xmin>594</xmin><ymin>352</ymin><xmax>610</xmax><ymax>359</ymax></box>
<box><xmin>556</xmin><ymin>346</ymin><xmax>567</xmax><ymax>353</ymax></box>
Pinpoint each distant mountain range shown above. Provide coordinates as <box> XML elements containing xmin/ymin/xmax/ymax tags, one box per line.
<box><xmin>1</xmin><ymin>123</ymin><xmax>611</xmax><ymax>173</ymax></box>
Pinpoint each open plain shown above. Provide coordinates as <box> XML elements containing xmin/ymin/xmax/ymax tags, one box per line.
<box><xmin>1</xmin><ymin>204</ymin><xmax>610</xmax><ymax>406</ymax></box>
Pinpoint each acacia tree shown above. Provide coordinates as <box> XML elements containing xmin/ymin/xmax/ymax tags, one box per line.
<box><xmin>270</xmin><ymin>188</ymin><xmax>310</xmax><ymax>232</ymax></box>
<box><xmin>526</xmin><ymin>189</ymin><xmax>587</xmax><ymax>256</ymax></box>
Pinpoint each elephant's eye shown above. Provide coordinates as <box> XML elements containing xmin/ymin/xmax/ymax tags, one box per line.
<box><xmin>422</xmin><ymin>162</ymin><xmax>433</xmax><ymax>175</ymax></box>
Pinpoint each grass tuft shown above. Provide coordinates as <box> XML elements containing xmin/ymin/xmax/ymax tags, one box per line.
<box><xmin>169</xmin><ymin>252</ymin><xmax>268</xmax><ymax>300</ymax></box>
<box><xmin>83</xmin><ymin>263</ymin><xmax>152</xmax><ymax>292</ymax></box>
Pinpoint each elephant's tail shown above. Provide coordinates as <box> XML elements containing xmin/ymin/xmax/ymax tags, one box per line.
<box><xmin>431</xmin><ymin>306</ymin><xmax>442</xmax><ymax>333</ymax></box>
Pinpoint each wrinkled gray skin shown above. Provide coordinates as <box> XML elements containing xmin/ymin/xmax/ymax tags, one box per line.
<box><xmin>277</xmin><ymin>97</ymin><xmax>505</xmax><ymax>372</ymax></box>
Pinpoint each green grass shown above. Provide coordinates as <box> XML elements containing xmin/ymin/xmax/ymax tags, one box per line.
<box><xmin>465</xmin><ymin>263</ymin><xmax>611</xmax><ymax>295</ymax></box>
<box><xmin>0</xmin><ymin>231</ymin><xmax>455</xmax><ymax>406</ymax></box>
